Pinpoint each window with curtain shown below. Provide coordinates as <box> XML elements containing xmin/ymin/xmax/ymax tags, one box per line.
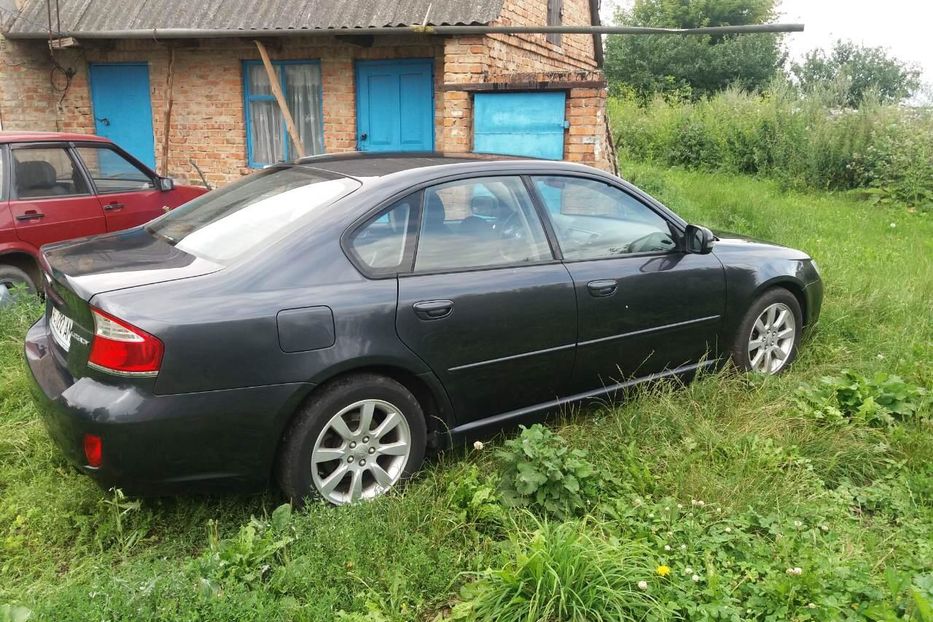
<box><xmin>243</xmin><ymin>61</ymin><xmax>324</xmax><ymax>168</ymax></box>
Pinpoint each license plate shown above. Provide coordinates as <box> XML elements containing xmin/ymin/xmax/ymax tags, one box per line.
<box><xmin>49</xmin><ymin>307</ymin><xmax>74</xmax><ymax>352</ymax></box>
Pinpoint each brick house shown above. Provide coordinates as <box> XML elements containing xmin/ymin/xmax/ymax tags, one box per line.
<box><xmin>0</xmin><ymin>0</ymin><xmax>612</xmax><ymax>188</ymax></box>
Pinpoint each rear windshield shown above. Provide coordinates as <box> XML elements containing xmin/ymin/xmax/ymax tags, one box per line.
<box><xmin>147</xmin><ymin>166</ymin><xmax>360</xmax><ymax>264</ymax></box>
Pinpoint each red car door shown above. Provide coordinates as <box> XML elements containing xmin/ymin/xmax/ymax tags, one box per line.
<box><xmin>9</xmin><ymin>144</ymin><xmax>106</xmax><ymax>249</ymax></box>
<box><xmin>74</xmin><ymin>143</ymin><xmax>169</xmax><ymax>231</ymax></box>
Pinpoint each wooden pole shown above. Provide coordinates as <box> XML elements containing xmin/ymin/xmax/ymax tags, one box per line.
<box><xmin>253</xmin><ymin>40</ymin><xmax>305</xmax><ymax>157</ymax></box>
<box><xmin>160</xmin><ymin>47</ymin><xmax>175</xmax><ymax>177</ymax></box>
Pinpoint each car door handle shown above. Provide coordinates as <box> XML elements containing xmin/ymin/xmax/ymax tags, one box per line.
<box><xmin>413</xmin><ymin>300</ymin><xmax>453</xmax><ymax>320</ymax></box>
<box><xmin>15</xmin><ymin>211</ymin><xmax>45</xmax><ymax>221</ymax></box>
<box><xmin>587</xmin><ymin>279</ymin><xmax>618</xmax><ymax>297</ymax></box>
<box><xmin>103</xmin><ymin>202</ymin><xmax>124</xmax><ymax>211</ymax></box>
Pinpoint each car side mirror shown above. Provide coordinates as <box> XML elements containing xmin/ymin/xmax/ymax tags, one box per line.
<box><xmin>684</xmin><ymin>224</ymin><xmax>715</xmax><ymax>254</ymax></box>
<box><xmin>157</xmin><ymin>177</ymin><xmax>175</xmax><ymax>192</ymax></box>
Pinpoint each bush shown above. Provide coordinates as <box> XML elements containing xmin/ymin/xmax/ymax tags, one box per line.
<box><xmin>609</xmin><ymin>88</ymin><xmax>933</xmax><ymax>209</ymax></box>
<box><xmin>795</xmin><ymin>370</ymin><xmax>930</xmax><ymax>428</ymax></box>
<box><xmin>496</xmin><ymin>425</ymin><xmax>601</xmax><ymax>518</ymax></box>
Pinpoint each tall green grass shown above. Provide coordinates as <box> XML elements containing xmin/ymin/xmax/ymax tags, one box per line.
<box><xmin>609</xmin><ymin>87</ymin><xmax>933</xmax><ymax>208</ymax></box>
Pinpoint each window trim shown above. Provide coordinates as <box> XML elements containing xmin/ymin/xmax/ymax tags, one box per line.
<box><xmin>72</xmin><ymin>141</ymin><xmax>159</xmax><ymax>195</ymax></box>
<box><xmin>8</xmin><ymin>142</ymin><xmax>94</xmax><ymax>201</ymax></box>
<box><xmin>242</xmin><ymin>59</ymin><xmax>324</xmax><ymax>169</ymax></box>
<box><xmin>0</xmin><ymin>144</ymin><xmax>9</xmax><ymax>202</ymax></box>
<box><xmin>526</xmin><ymin>173</ymin><xmax>687</xmax><ymax>263</ymax></box>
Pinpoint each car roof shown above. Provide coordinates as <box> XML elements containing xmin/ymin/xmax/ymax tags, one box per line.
<box><xmin>296</xmin><ymin>151</ymin><xmax>603</xmax><ymax>181</ymax></box>
<box><xmin>0</xmin><ymin>130</ymin><xmax>111</xmax><ymax>144</ymax></box>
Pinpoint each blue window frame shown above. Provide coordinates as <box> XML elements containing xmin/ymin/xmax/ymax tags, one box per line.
<box><xmin>242</xmin><ymin>60</ymin><xmax>324</xmax><ymax>168</ymax></box>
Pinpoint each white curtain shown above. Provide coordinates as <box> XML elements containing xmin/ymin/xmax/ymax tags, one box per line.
<box><xmin>247</xmin><ymin>63</ymin><xmax>323</xmax><ymax>165</ymax></box>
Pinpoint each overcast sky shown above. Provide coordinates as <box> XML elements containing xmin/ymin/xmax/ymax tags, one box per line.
<box><xmin>601</xmin><ymin>0</ymin><xmax>933</xmax><ymax>85</ymax></box>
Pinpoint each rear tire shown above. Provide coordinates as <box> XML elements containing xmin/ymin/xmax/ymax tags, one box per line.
<box><xmin>730</xmin><ymin>288</ymin><xmax>802</xmax><ymax>375</ymax></box>
<box><xmin>0</xmin><ymin>264</ymin><xmax>37</xmax><ymax>297</ymax></box>
<box><xmin>276</xmin><ymin>373</ymin><xmax>427</xmax><ymax>506</ymax></box>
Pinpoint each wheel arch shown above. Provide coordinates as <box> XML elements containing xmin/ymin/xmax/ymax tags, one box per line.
<box><xmin>754</xmin><ymin>277</ymin><xmax>809</xmax><ymax>327</ymax></box>
<box><xmin>0</xmin><ymin>249</ymin><xmax>41</xmax><ymax>288</ymax></box>
<box><xmin>274</xmin><ymin>363</ymin><xmax>454</xmax><ymax>468</ymax></box>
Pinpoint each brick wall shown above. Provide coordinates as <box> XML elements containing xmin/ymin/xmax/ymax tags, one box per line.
<box><xmin>0</xmin><ymin>34</ymin><xmax>60</xmax><ymax>131</ymax></box>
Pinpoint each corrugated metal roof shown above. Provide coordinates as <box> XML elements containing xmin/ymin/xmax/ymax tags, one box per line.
<box><xmin>5</xmin><ymin>0</ymin><xmax>505</xmax><ymax>36</ymax></box>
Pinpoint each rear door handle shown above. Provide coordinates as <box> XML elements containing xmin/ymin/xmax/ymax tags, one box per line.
<box><xmin>413</xmin><ymin>299</ymin><xmax>453</xmax><ymax>320</ymax></box>
<box><xmin>103</xmin><ymin>202</ymin><xmax>124</xmax><ymax>211</ymax></box>
<box><xmin>587</xmin><ymin>279</ymin><xmax>618</xmax><ymax>297</ymax></box>
<box><xmin>15</xmin><ymin>211</ymin><xmax>45</xmax><ymax>221</ymax></box>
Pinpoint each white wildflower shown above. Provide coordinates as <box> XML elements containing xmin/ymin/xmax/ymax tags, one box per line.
<box><xmin>472</xmin><ymin>441</ymin><xmax>484</xmax><ymax>451</ymax></box>
<box><xmin>685</xmin><ymin>567</ymin><xmax>694</xmax><ymax>574</ymax></box>
<box><xmin>664</xmin><ymin>544</ymin><xmax>671</xmax><ymax>551</ymax></box>
<box><xmin>692</xmin><ymin>574</ymin><xmax>701</xmax><ymax>582</ymax></box>
<box><xmin>637</xmin><ymin>580</ymin><xmax>649</xmax><ymax>591</ymax></box>
<box><xmin>724</xmin><ymin>527</ymin><xmax>732</xmax><ymax>533</ymax></box>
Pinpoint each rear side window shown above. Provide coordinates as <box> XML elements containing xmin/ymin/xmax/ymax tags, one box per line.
<box><xmin>12</xmin><ymin>147</ymin><xmax>89</xmax><ymax>199</ymax></box>
<box><xmin>348</xmin><ymin>194</ymin><xmax>419</xmax><ymax>274</ymax></box>
<box><xmin>77</xmin><ymin>146</ymin><xmax>154</xmax><ymax>193</ymax></box>
<box><xmin>148</xmin><ymin>166</ymin><xmax>359</xmax><ymax>265</ymax></box>
<box><xmin>414</xmin><ymin>176</ymin><xmax>553</xmax><ymax>273</ymax></box>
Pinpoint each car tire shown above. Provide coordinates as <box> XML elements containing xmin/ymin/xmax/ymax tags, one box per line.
<box><xmin>0</xmin><ymin>264</ymin><xmax>37</xmax><ymax>296</ymax></box>
<box><xmin>730</xmin><ymin>287</ymin><xmax>803</xmax><ymax>375</ymax></box>
<box><xmin>276</xmin><ymin>373</ymin><xmax>427</xmax><ymax>506</ymax></box>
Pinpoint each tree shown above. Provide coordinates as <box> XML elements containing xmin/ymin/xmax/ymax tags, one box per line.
<box><xmin>791</xmin><ymin>40</ymin><xmax>922</xmax><ymax>107</ymax></box>
<box><xmin>604</xmin><ymin>0</ymin><xmax>783</xmax><ymax>101</ymax></box>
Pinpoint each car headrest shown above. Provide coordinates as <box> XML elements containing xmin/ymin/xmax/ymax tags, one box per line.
<box><xmin>424</xmin><ymin>194</ymin><xmax>446</xmax><ymax>228</ymax></box>
<box><xmin>470</xmin><ymin>195</ymin><xmax>498</xmax><ymax>215</ymax></box>
<box><xmin>16</xmin><ymin>160</ymin><xmax>57</xmax><ymax>190</ymax></box>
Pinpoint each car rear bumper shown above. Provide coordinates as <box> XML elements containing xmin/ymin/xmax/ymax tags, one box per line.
<box><xmin>24</xmin><ymin>316</ymin><xmax>311</xmax><ymax>495</ymax></box>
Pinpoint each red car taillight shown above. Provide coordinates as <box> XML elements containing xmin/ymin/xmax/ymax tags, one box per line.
<box><xmin>83</xmin><ymin>433</ymin><xmax>103</xmax><ymax>467</ymax></box>
<box><xmin>88</xmin><ymin>308</ymin><xmax>163</xmax><ymax>376</ymax></box>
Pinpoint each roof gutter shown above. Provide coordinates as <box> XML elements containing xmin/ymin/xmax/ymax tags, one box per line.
<box><xmin>4</xmin><ymin>23</ymin><xmax>804</xmax><ymax>40</ymax></box>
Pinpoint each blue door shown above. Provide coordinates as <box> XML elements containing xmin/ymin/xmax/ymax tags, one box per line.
<box><xmin>474</xmin><ymin>92</ymin><xmax>567</xmax><ymax>160</ymax></box>
<box><xmin>88</xmin><ymin>63</ymin><xmax>156</xmax><ymax>169</ymax></box>
<box><xmin>356</xmin><ymin>60</ymin><xmax>434</xmax><ymax>152</ymax></box>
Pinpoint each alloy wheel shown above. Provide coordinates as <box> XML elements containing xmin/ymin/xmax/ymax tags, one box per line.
<box><xmin>310</xmin><ymin>399</ymin><xmax>412</xmax><ymax>505</ymax></box>
<box><xmin>747</xmin><ymin>302</ymin><xmax>796</xmax><ymax>374</ymax></box>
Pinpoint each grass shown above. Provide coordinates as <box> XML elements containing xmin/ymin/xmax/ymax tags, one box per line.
<box><xmin>1</xmin><ymin>161</ymin><xmax>930</xmax><ymax>621</ymax></box>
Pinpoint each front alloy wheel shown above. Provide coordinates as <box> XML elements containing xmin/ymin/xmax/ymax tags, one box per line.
<box><xmin>311</xmin><ymin>399</ymin><xmax>412</xmax><ymax>505</ymax></box>
<box><xmin>730</xmin><ymin>288</ymin><xmax>803</xmax><ymax>375</ymax></box>
<box><xmin>747</xmin><ymin>302</ymin><xmax>796</xmax><ymax>374</ymax></box>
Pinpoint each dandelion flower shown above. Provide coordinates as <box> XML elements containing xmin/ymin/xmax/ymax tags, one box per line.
<box><xmin>473</xmin><ymin>441</ymin><xmax>484</xmax><ymax>450</ymax></box>
<box><xmin>637</xmin><ymin>580</ymin><xmax>649</xmax><ymax>590</ymax></box>
<box><xmin>692</xmin><ymin>574</ymin><xmax>701</xmax><ymax>582</ymax></box>
<box><xmin>656</xmin><ymin>565</ymin><xmax>671</xmax><ymax>577</ymax></box>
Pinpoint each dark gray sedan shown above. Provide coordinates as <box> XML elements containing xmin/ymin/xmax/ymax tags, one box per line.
<box><xmin>25</xmin><ymin>153</ymin><xmax>822</xmax><ymax>504</ymax></box>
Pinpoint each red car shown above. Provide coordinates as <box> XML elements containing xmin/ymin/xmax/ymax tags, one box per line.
<box><xmin>0</xmin><ymin>131</ymin><xmax>206</xmax><ymax>294</ymax></box>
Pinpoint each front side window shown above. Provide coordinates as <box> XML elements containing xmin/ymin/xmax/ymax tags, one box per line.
<box><xmin>349</xmin><ymin>194</ymin><xmax>419</xmax><ymax>273</ymax></box>
<box><xmin>11</xmin><ymin>147</ymin><xmax>89</xmax><ymax>199</ymax></box>
<box><xmin>414</xmin><ymin>176</ymin><xmax>553</xmax><ymax>273</ymax></box>
<box><xmin>532</xmin><ymin>176</ymin><xmax>677</xmax><ymax>260</ymax></box>
<box><xmin>148</xmin><ymin>166</ymin><xmax>359</xmax><ymax>264</ymax></box>
<box><xmin>77</xmin><ymin>146</ymin><xmax>154</xmax><ymax>193</ymax></box>
<box><xmin>244</xmin><ymin>61</ymin><xmax>324</xmax><ymax>168</ymax></box>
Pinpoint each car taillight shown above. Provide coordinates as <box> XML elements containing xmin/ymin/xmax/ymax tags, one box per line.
<box><xmin>83</xmin><ymin>433</ymin><xmax>102</xmax><ymax>467</ymax></box>
<box><xmin>88</xmin><ymin>308</ymin><xmax>163</xmax><ymax>376</ymax></box>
